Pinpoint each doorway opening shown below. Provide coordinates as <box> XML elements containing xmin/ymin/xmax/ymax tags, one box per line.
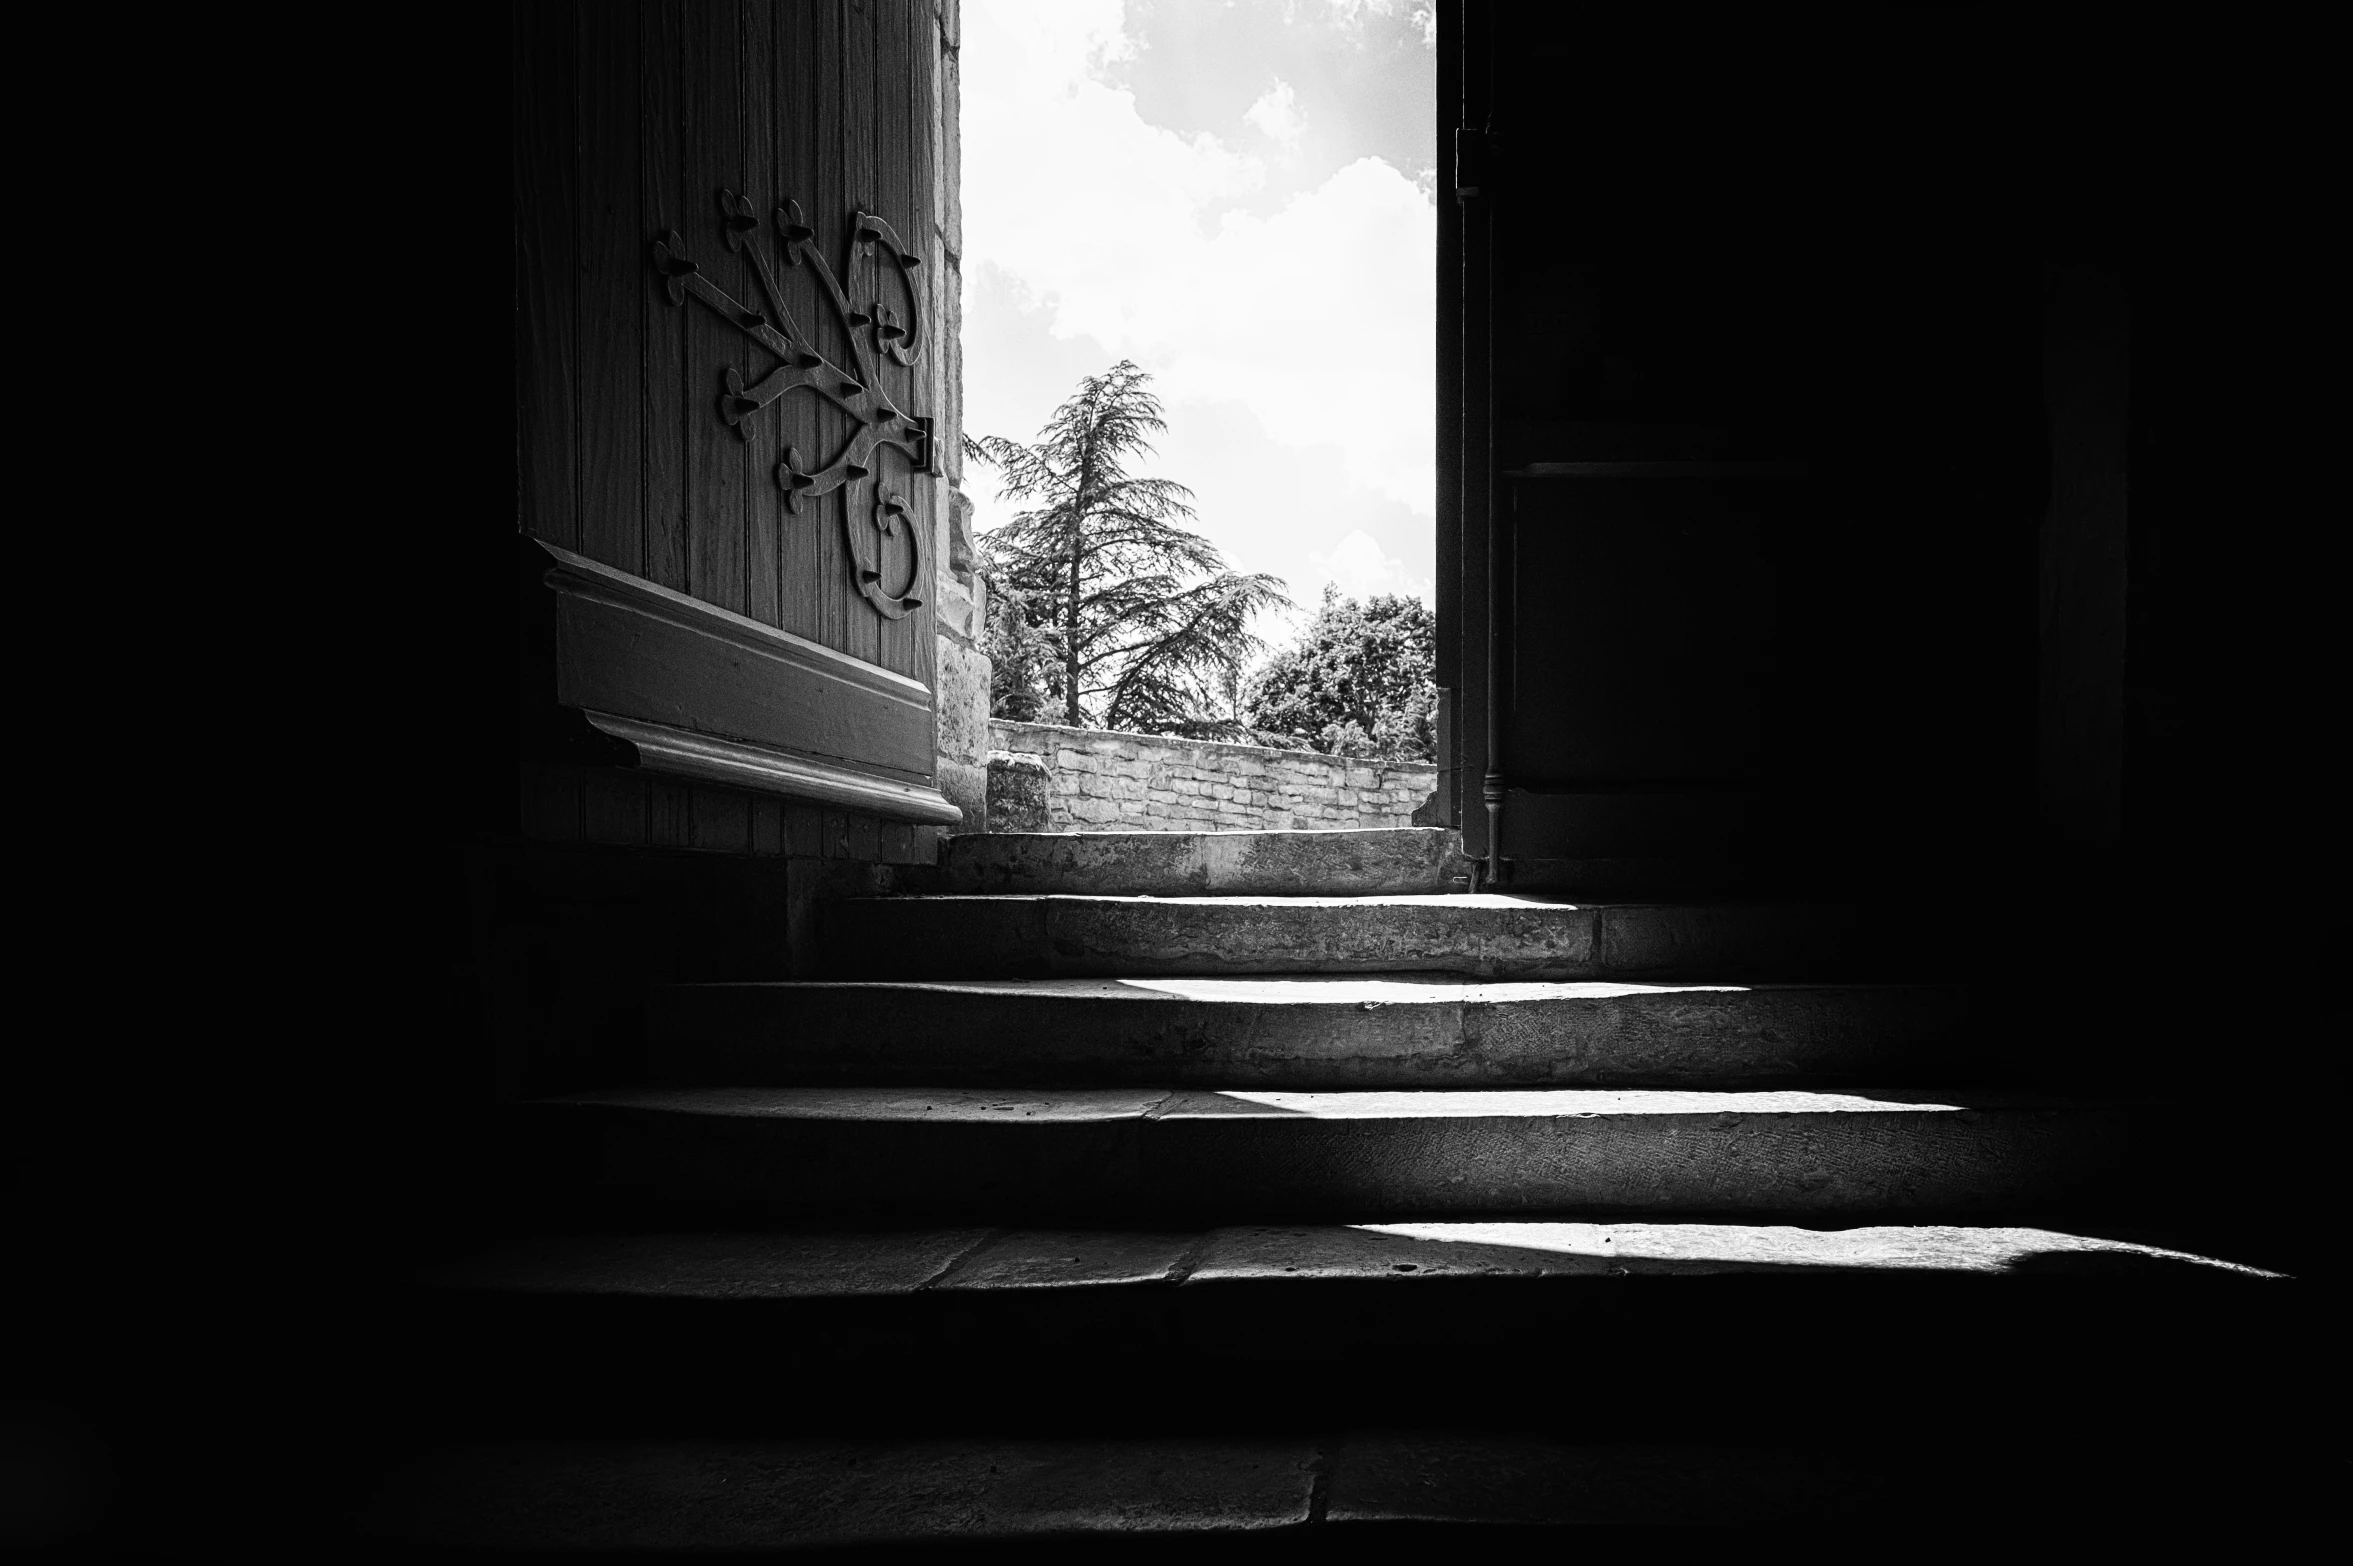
<box><xmin>955</xmin><ymin>0</ymin><xmax>1440</xmax><ymax>834</ymax></box>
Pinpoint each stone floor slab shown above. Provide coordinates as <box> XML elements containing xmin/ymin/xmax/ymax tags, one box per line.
<box><xmin>361</xmin><ymin>1437</ymin><xmax>1319</xmax><ymax>1552</ymax></box>
<box><xmin>532</xmin><ymin>1086</ymin><xmax>2130</xmax><ymax>1223</ymax></box>
<box><xmin>651</xmin><ymin>975</ymin><xmax>1970</xmax><ymax>1088</ymax></box>
<box><xmin>427</xmin><ymin>1222</ymin><xmax>2281</xmax><ymax>1299</ymax></box>
<box><xmin>827</xmin><ymin>893</ymin><xmax>1859</xmax><ymax>981</ymax></box>
<box><xmin>916</xmin><ymin>828</ymin><xmax>1472</xmax><ymax>897</ymax></box>
<box><xmin>1324</xmin><ymin>1433</ymin><xmax>1861</xmax><ymax>1527</ymax></box>
<box><xmin>418</xmin><ymin>1229</ymin><xmax>990</xmax><ymax>1298</ymax></box>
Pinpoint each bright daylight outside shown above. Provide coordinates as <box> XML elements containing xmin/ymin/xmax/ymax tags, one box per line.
<box><xmin>960</xmin><ymin>0</ymin><xmax>1438</xmax><ymax>823</ymax></box>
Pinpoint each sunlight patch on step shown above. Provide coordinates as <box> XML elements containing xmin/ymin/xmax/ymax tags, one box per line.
<box><xmin>1113</xmin><ymin>978</ymin><xmax>1750</xmax><ymax>1003</ymax></box>
<box><xmin>1347</xmin><ymin>1222</ymin><xmax>2287</xmax><ymax>1276</ymax></box>
<box><xmin>1190</xmin><ymin>1089</ymin><xmax>1967</xmax><ymax>1117</ymax></box>
<box><xmin>1025</xmin><ymin>894</ymin><xmax>1584</xmax><ymax>908</ymax></box>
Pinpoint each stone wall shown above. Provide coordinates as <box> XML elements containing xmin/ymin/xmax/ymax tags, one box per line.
<box><xmin>927</xmin><ymin>0</ymin><xmax>991</xmax><ymax>835</ymax></box>
<box><xmin>987</xmin><ymin>720</ymin><xmax>1439</xmax><ymax>833</ymax></box>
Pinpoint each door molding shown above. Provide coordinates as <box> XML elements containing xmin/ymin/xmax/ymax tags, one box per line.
<box><xmin>535</xmin><ymin>542</ymin><xmax>957</xmax><ymax>824</ymax></box>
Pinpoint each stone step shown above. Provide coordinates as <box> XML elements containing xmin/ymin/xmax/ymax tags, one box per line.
<box><xmin>428</xmin><ymin>1222</ymin><xmax>2280</xmax><ymax>1299</ymax></box>
<box><xmin>649</xmin><ymin>976</ymin><xmax>1968</xmax><ymax>1088</ymax></box>
<box><xmin>532</xmin><ymin>1086</ymin><xmax>2127</xmax><ymax>1223</ymax></box>
<box><xmin>398</xmin><ymin>1221</ymin><xmax>2307</xmax><ymax>1490</ymax></box>
<box><xmin>358</xmin><ymin>1426</ymin><xmax>2322</xmax><ymax>1551</ymax></box>
<box><xmin>910</xmin><ymin>828</ymin><xmax>1472</xmax><ymax>897</ymax></box>
<box><xmin>360</xmin><ymin>1433</ymin><xmax>1875</xmax><ymax>1549</ymax></box>
<box><xmin>823</xmin><ymin>894</ymin><xmax>1855</xmax><ymax>980</ymax></box>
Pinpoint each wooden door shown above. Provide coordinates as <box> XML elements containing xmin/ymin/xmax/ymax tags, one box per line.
<box><xmin>1444</xmin><ymin>6</ymin><xmax>2048</xmax><ymax>893</ymax></box>
<box><xmin>513</xmin><ymin>0</ymin><xmax>957</xmax><ymax>826</ymax></box>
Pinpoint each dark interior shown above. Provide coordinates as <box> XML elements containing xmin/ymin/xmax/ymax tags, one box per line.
<box><xmin>18</xmin><ymin>5</ymin><xmax>2333</xmax><ymax>1555</ymax></box>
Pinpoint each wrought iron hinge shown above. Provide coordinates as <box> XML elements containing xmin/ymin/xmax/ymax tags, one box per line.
<box><xmin>1454</xmin><ymin>127</ymin><xmax>1495</xmax><ymax>201</ymax></box>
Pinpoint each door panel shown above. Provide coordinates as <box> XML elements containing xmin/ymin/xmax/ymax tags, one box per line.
<box><xmin>513</xmin><ymin>0</ymin><xmax>950</xmax><ymax>816</ymax></box>
<box><xmin>1507</xmin><ymin>477</ymin><xmax>1781</xmax><ymax>784</ymax></box>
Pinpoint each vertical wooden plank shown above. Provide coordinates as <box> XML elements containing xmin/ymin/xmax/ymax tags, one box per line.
<box><xmin>741</xmin><ymin>0</ymin><xmax>782</xmax><ymax>631</ymax></box>
<box><xmin>2038</xmin><ymin>265</ymin><xmax>2130</xmax><ymax>848</ymax></box>
<box><xmin>752</xmin><ymin>797</ymin><xmax>785</xmax><ymax>855</ymax></box>
<box><xmin>582</xmin><ymin>771</ymin><xmax>649</xmax><ymax>845</ymax></box>
<box><xmin>575</xmin><ymin>4</ymin><xmax>645</xmax><ymax>575</ymax></box>
<box><xmin>514</xmin><ymin>1</ymin><xmax>581</xmax><ymax>548</ymax></box>
<box><xmin>692</xmin><ymin>785</ymin><xmax>753</xmax><ymax>853</ymax></box>
<box><xmin>641</xmin><ymin>0</ymin><xmax>690</xmax><ymax>591</ymax></box>
<box><xmin>838</xmin><ymin>0</ymin><xmax>881</xmax><ymax>670</ymax></box>
<box><xmin>912</xmin><ymin>0</ymin><xmax>938</xmax><ymax>696</ymax></box>
<box><xmin>684</xmin><ymin>1</ymin><xmax>749</xmax><ymax>615</ymax></box>
<box><xmin>807</xmin><ymin>0</ymin><xmax>854</xmax><ymax>663</ymax></box>
<box><xmin>649</xmin><ymin>778</ymin><xmax>693</xmax><ymax>847</ymax></box>
<box><xmin>785</xmin><ymin>803</ymin><xmax>825</xmax><ymax>857</ymax></box>
<box><xmin>520</xmin><ymin>764</ymin><xmax>583</xmax><ymax>843</ymax></box>
<box><xmin>874</xmin><ymin>0</ymin><xmax>922</xmax><ymax>685</ymax></box>
<box><xmin>777</xmin><ymin>0</ymin><xmax>826</xmax><ymax>644</ymax></box>
<box><xmin>906</xmin><ymin>0</ymin><xmax>939</xmax><ymax>697</ymax></box>
<box><xmin>1432</xmin><ymin>1</ymin><xmax>1463</xmax><ymax>828</ymax></box>
<box><xmin>1457</xmin><ymin>5</ymin><xmax>1495</xmax><ymax>869</ymax></box>
<box><xmin>843</xmin><ymin>809</ymin><xmax>881</xmax><ymax>863</ymax></box>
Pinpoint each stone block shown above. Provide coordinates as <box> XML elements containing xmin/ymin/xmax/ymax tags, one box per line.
<box><xmin>985</xmin><ymin>753</ymin><xmax>1050</xmax><ymax>833</ymax></box>
<box><xmin>938</xmin><ymin>758</ymin><xmax>986</xmax><ymax>833</ymax></box>
<box><xmin>932</xmin><ymin>574</ymin><xmax>980</xmax><ymax>642</ymax></box>
<box><xmin>934</xmin><ymin>637</ymin><xmax>992</xmax><ymax>766</ymax></box>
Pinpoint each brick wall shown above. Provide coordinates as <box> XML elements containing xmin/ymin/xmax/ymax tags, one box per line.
<box><xmin>987</xmin><ymin>720</ymin><xmax>1439</xmax><ymax>832</ymax></box>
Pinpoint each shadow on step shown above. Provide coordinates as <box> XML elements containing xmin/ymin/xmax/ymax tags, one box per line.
<box><xmin>348</xmin><ymin>1429</ymin><xmax>2328</xmax><ymax>1554</ymax></box>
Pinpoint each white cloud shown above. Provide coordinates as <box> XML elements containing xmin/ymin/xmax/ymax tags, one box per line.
<box><xmin>962</xmin><ymin>0</ymin><xmax>1435</xmax><ymax>522</ymax></box>
<box><xmin>1310</xmin><ymin>0</ymin><xmax>1438</xmax><ymax>46</ymax></box>
<box><xmin>1312</xmin><ymin>528</ymin><xmax>1431</xmax><ymax>602</ymax></box>
<box><xmin>1243</xmin><ymin>79</ymin><xmax>1305</xmax><ymax>152</ymax></box>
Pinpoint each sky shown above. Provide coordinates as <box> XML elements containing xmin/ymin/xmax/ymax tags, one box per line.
<box><xmin>959</xmin><ymin>0</ymin><xmax>1438</xmax><ymax>638</ymax></box>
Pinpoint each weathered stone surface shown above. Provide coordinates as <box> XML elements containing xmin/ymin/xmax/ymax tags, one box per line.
<box><xmin>934</xmin><ymin>637</ymin><xmax>992</xmax><ymax>768</ymax></box>
<box><xmin>1244</xmin><ymin>1221</ymin><xmax>2286</xmax><ymax>1278</ymax></box>
<box><xmin>650</xmin><ymin>975</ymin><xmax>1969</xmax><ymax>1087</ymax></box>
<box><xmin>1186</xmin><ymin>1223</ymin><xmax>1596</xmax><ymax>1281</ymax></box>
<box><xmin>1324</xmin><ymin>1434</ymin><xmax>1861</xmax><ymax>1527</ymax></box>
<box><xmin>919</xmin><ymin>828</ymin><xmax>1472</xmax><ymax>896</ymax></box>
<box><xmin>428</xmin><ymin>1223</ymin><xmax>2281</xmax><ymax>1304</ymax></box>
<box><xmin>420</xmin><ymin>1229</ymin><xmax>990</xmax><ymax>1298</ymax></box>
<box><xmin>1597</xmin><ymin>901</ymin><xmax>1856</xmax><ymax>975</ymax></box>
<box><xmin>580</xmin><ymin>1085</ymin><xmax>1172</xmax><ymax>1121</ymax></box>
<box><xmin>936</xmin><ymin>758</ymin><xmax>987</xmax><ymax>835</ymax></box>
<box><xmin>988</xmin><ymin>718</ymin><xmax>1439</xmax><ymax>834</ymax></box>
<box><xmin>825</xmin><ymin>894</ymin><xmax>1859</xmax><ymax>979</ymax></box>
<box><xmin>536</xmin><ymin>1086</ymin><xmax>2130</xmax><ymax>1222</ymax></box>
<box><xmin>935</xmin><ymin>1228</ymin><xmax>1199</xmax><ymax>1290</ymax></box>
<box><xmin>362</xmin><ymin>1437</ymin><xmax>1318</xmax><ymax>1551</ymax></box>
<box><xmin>985</xmin><ymin>753</ymin><xmax>1050</xmax><ymax>833</ymax></box>
<box><xmin>1507</xmin><ymin>857</ymin><xmax>1744</xmax><ymax>898</ymax></box>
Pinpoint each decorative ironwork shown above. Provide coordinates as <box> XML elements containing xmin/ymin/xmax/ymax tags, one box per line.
<box><xmin>652</xmin><ymin>192</ymin><xmax>932</xmax><ymax>620</ymax></box>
